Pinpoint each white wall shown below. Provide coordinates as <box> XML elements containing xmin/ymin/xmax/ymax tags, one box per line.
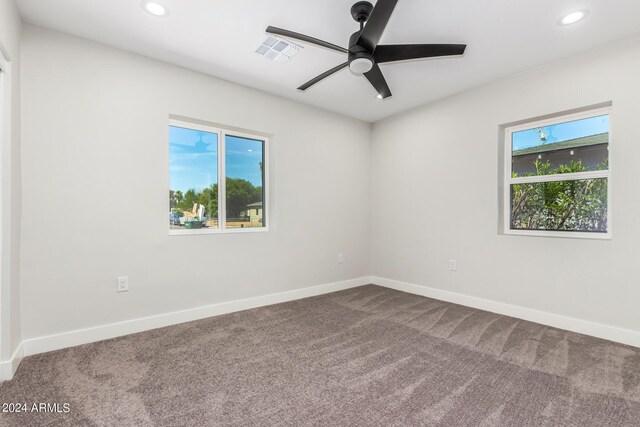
<box><xmin>371</xmin><ymin>35</ymin><xmax>640</xmax><ymax>334</ymax></box>
<box><xmin>0</xmin><ymin>0</ymin><xmax>22</xmax><ymax>363</ymax></box>
<box><xmin>20</xmin><ymin>25</ymin><xmax>371</xmax><ymax>339</ymax></box>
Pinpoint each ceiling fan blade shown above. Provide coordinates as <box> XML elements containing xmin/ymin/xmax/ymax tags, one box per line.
<box><xmin>364</xmin><ymin>63</ymin><xmax>392</xmax><ymax>99</ymax></box>
<box><xmin>356</xmin><ymin>0</ymin><xmax>398</xmax><ymax>52</ymax></box>
<box><xmin>266</xmin><ymin>26</ymin><xmax>348</xmax><ymax>54</ymax></box>
<box><xmin>374</xmin><ymin>44</ymin><xmax>467</xmax><ymax>63</ymax></box>
<box><xmin>298</xmin><ymin>62</ymin><xmax>349</xmax><ymax>91</ymax></box>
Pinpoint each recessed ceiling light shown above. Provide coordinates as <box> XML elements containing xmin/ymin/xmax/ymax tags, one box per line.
<box><xmin>559</xmin><ymin>10</ymin><xmax>589</xmax><ymax>26</ymax></box>
<box><xmin>143</xmin><ymin>1</ymin><xmax>167</xmax><ymax>17</ymax></box>
<box><xmin>376</xmin><ymin>94</ymin><xmax>383</xmax><ymax>100</ymax></box>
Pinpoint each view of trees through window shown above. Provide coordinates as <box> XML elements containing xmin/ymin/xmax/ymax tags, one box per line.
<box><xmin>169</xmin><ymin>123</ymin><xmax>266</xmax><ymax>232</ymax></box>
<box><xmin>508</xmin><ymin>113</ymin><xmax>610</xmax><ymax>233</ymax></box>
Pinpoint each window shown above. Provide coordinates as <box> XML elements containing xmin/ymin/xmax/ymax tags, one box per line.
<box><xmin>169</xmin><ymin>119</ymin><xmax>268</xmax><ymax>234</ymax></box>
<box><xmin>503</xmin><ymin>107</ymin><xmax>611</xmax><ymax>238</ymax></box>
<box><xmin>224</xmin><ymin>134</ymin><xmax>266</xmax><ymax>229</ymax></box>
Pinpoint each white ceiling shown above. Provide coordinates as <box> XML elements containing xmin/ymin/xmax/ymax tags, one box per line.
<box><xmin>15</xmin><ymin>0</ymin><xmax>640</xmax><ymax>122</ymax></box>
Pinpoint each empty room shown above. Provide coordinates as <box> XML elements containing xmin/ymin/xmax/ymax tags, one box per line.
<box><xmin>1</xmin><ymin>0</ymin><xmax>640</xmax><ymax>425</ymax></box>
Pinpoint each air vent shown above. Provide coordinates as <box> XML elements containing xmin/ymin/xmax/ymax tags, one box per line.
<box><xmin>255</xmin><ymin>36</ymin><xmax>302</xmax><ymax>64</ymax></box>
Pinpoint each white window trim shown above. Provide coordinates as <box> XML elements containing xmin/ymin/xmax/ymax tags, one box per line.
<box><xmin>503</xmin><ymin>106</ymin><xmax>612</xmax><ymax>240</ymax></box>
<box><xmin>168</xmin><ymin>119</ymin><xmax>269</xmax><ymax>236</ymax></box>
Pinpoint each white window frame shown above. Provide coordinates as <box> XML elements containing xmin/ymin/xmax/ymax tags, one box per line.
<box><xmin>503</xmin><ymin>106</ymin><xmax>612</xmax><ymax>239</ymax></box>
<box><xmin>169</xmin><ymin>119</ymin><xmax>269</xmax><ymax>236</ymax></box>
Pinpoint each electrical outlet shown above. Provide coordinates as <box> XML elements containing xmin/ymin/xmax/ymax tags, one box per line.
<box><xmin>337</xmin><ymin>253</ymin><xmax>345</xmax><ymax>264</ymax></box>
<box><xmin>448</xmin><ymin>260</ymin><xmax>457</xmax><ymax>272</ymax></box>
<box><xmin>117</xmin><ymin>276</ymin><xmax>129</xmax><ymax>292</ymax></box>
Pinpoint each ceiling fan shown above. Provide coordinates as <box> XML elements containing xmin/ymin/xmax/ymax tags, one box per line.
<box><xmin>266</xmin><ymin>0</ymin><xmax>467</xmax><ymax>99</ymax></box>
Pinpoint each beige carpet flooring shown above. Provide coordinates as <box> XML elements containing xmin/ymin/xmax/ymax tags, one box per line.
<box><xmin>1</xmin><ymin>285</ymin><xmax>640</xmax><ymax>426</ymax></box>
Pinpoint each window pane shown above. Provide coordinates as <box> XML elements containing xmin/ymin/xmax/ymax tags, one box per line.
<box><xmin>169</xmin><ymin>126</ymin><xmax>219</xmax><ymax>230</ymax></box>
<box><xmin>512</xmin><ymin>115</ymin><xmax>609</xmax><ymax>177</ymax></box>
<box><xmin>225</xmin><ymin>135</ymin><xmax>265</xmax><ymax>229</ymax></box>
<box><xmin>510</xmin><ymin>178</ymin><xmax>608</xmax><ymax>233</ymax></box>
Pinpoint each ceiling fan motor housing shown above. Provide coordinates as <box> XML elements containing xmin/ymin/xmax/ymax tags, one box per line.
<box><xmin>348</xmin><ymin>27</ymin><xmax>374</xmax><ymax>74</ymax></box>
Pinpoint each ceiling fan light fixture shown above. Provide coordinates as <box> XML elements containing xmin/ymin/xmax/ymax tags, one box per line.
<box><xmin>349</xmin><ymin>57</ymin><xmax>374</xmax><ymax>74</ymax></box>
<box><xmin>559</xmin><ymin>10</ymin><xmax>589</xmax><ymax>26</ymax></box>
<box><xmin>143</xmin><ymin>1</ymin><xmax>167</xmax><ymax>17</ymax></box>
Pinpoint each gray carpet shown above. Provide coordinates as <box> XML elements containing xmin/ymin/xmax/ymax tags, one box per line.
<box><xmin>1</xmin><ymin>285</ymin><xmax>640</xmax><ymax>426</ymax></box>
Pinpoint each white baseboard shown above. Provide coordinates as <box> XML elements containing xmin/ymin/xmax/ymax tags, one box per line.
<box><xmin>0</xmin><ymin>341</ymin><xmax>24</xmax><ymax>382</ymax></box>
<box><xmin>1</xmin><ymin>276</ymin><xmax>370</xmax><ymax>382</ymax></box>
<box><xmin>371</xmin><ymin>276</ymin><xmax>640</xmax><ymax>348</ymax></box>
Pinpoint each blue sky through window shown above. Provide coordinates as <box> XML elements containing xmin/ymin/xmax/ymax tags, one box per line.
<box><xmin>225</xmin><ymin>135</ymin><xmax>264</xmax><ymax>187</ymax></box>
<box><xmin>170</xmin><ymin>126</ymin><xmax>264</xmax><ymax>193</ymax></box>
<box><xmin>512</xmin><ymin>115</ymin><xmax>609</xmax><ymax>151</ymax></box>
<box><xmin>169</xmin><ymin>126</ymin><xmax>218</xmax><ymax>193</ymax></box>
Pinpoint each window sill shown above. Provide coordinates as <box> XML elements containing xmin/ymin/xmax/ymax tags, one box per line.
<box><xmin>169</xmin><ymin>227</ymin><xmax>269</xmax><ymax>236</ymax></box>
<box><xmin>503</xmin><ymin>229</ymin><xmax>611</xmax><ymax>240</ymax></box>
